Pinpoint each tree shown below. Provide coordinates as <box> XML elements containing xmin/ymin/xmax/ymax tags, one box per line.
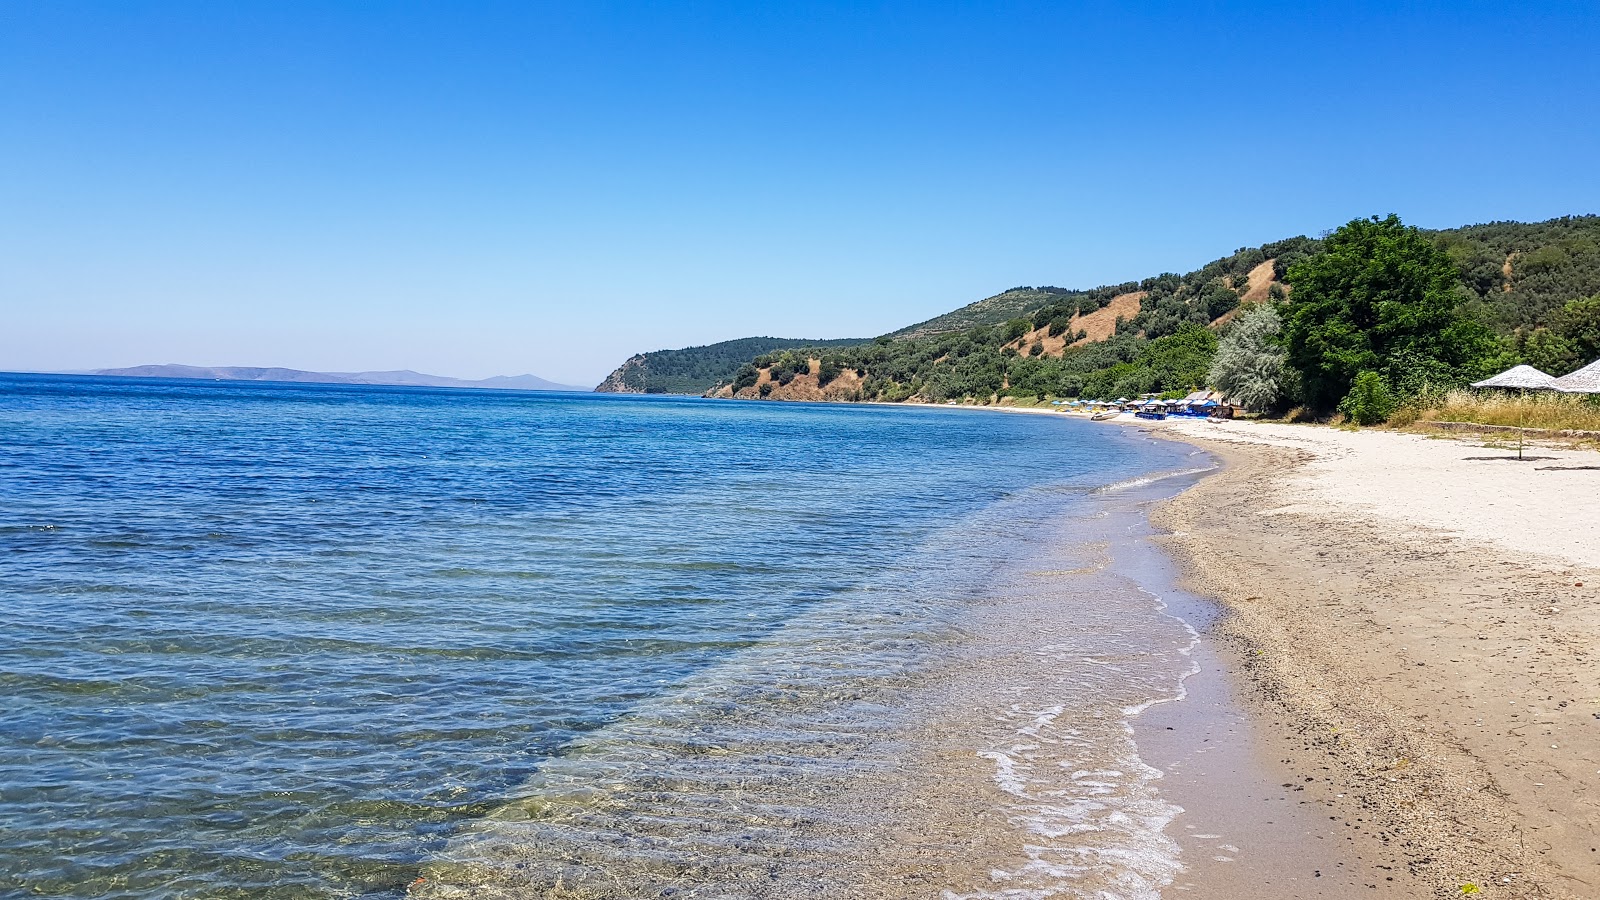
<box><xmin>1137</xmin><ymin>323</ymin><xmax>1217</xmax><ymax>392</ymax></box>
<box><xmin>1551</xmin><ymin>294</ymin><xmax>1600</xmax><ymax>365</ymax></box>
<box><xmin>1281</xmin><ymin>214</ymin><xmax>1500</xmax><ymax>413</ymax></box>
<box><xmin>1518</xmin><ymin>327</ymin><xmax>1578</xmax><ymax>375</ymax></box>
<box><xmin>817</xmin><ymin>358</ymin><xmax>842</xmax><ymax>387</ymax></box>
<box><xmin>1209</xmin><ymin>304</ymin><xmax>1289</xmax><ymax>412</ymax></box>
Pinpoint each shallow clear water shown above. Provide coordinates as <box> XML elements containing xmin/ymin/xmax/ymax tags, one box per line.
<box><xmin>0</xmin><ymin>374</ymin><xmax>1202</xmax><ymax>898</ymax></box>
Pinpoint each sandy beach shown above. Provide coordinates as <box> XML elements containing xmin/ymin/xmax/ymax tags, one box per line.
<box><xmin>1148</xmin><ymin>419</ymin><xmax>1600</xmax><ymax>898</ymax></box>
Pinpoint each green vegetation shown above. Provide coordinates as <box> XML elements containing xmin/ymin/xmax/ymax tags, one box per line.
<box><xmin>889</xmin><ymin>286</ymin><xmax>1087</xmax><ymax>339</ymax></box>
<box><xmin>1338</xmin><ymin>370</ymin><xmax>1398</xmax><ymax>426</ymax></box>
<box><xmin>1208</xmin><ymin>304</ymin><xmax>1289</xmax><ymax>413</ymax></box>
<box><xmin>1127</xmin><ymin>237</ymin><xmax>1317</xmax><ymax>339</ymax></box>
<box><xmin>1513</xmin><ymin>294</ymin><xmax>1600</xmax><ymax>374</ymax></box>
<box><xmin>607</xmin><ymin>214</ymin><xmax>1600</xmax><ymax>417</ymax></box>
<box><xmin>596</xmin><ymin>336</ymin><xmax>865</xmax><ymax>394</ymax></box>
<box><xmin>726</xmin><ymin>319</ymin><xmax>1219</xmax><ymax>403</ymax></box>
<box><xmin>720</xmin><ymin>238</ymin><xmax>1294</xmax><ymax>402</ymax></box>
<box><xmin>1281</xmin><ymin>214</ymin><xmax>1503</xmax><ymax>415</ymax></box>
<box><xmin>1439</xmin><ymin>216</ymin><xmax>1600</xmax><ymax>330</ymax></box>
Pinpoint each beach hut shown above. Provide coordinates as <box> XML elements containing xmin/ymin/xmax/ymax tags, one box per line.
<box><xmin>1471</xmin><ymin>364</ymin><xmax>1559</xmax><ymax>460</ymax></box>
<box><xmin>1552</xmin><ymin>358</ymin><xmax>1600</xmax><ymax>394</ymax></box>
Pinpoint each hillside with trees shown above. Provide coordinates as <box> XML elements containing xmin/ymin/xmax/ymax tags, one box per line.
<box><xmin>700</xmin><ymin>214</ymin><xmax>1600</xmax><ymax>419</ymax></box>
<box><xmin>594</xmin><ymin>336</ymin><xmax>866</xmax><ymax>394</ymax></box>
<box><xmin>888</xmin><ymin>286</ymin><xmax>1090</xmax><ymax>339</ymax></box>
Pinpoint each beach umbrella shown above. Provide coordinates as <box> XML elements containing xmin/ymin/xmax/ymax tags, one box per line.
<box><xmin>1471</xmin><ymin>364</ymin><xmax>1557</xmax><ymax>390</ymax></box>
<box><xmin>1472</xmin><ymin>364</ymin><xmax>1559</xmax><ymax>460</ymax></box>
<box><xmin>1551</xmin><ymin>358</ymin><xmax>1600</xmax><ymax>394</ymax></box>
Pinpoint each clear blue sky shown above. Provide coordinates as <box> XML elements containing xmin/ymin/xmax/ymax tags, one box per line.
<box><xmin>4</xmin><ymin>2</ymin><xmax>1598</xmax><ymax>385</ymax></box>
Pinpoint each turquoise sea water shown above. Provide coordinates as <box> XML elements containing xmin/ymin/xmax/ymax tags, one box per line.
<box><xmin>0</xmin><ymin>374</ymin><xmax>1203</xmax><ymax>898</ymax></box>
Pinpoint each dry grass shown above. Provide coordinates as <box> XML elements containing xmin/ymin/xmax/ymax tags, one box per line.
<box><xmin>1392</xmin><ymin>389</ymin><xmax>1600</xmax><ymax>433</ymax></box>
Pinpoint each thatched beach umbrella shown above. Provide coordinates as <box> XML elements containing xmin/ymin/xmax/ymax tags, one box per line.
<box><xmin>1552</xmin><ymin>358</ymin><xmax>1600</xmax><ymax>394</ymax></box>
<box><xmin>1472</xmin><ymin>364</ymin><xmax>1557</xmax><ymax>390</ymax></box>
<box><xmin>1472</xmin><ymin>364</ymin><xmax>1558</xmax><ymax>460</ymax></box>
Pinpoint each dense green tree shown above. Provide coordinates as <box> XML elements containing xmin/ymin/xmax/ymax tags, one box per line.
<box><xmin>817</xmin><ymin>358</ymin><xmax>843</xmax><ymax>387</ymax></box>
<box><xmin>1137</xmin><ymin>323</ymin><xmax>1217</xmax><ymax>392</ymax></box>
<box><xmin>1551</xmin><ymin>294</ymin><xmax>1600</xmax><ymax>365</ymax></box>
<box><xmin>1518</xmin><ymin>328</ymin><xmax>1579</xmax><ymax>375</ymax></box>
<box><xmin>1281</xmin><ymin>214</ymin><xmax>1500</xmax><ymax>413</ymax></box>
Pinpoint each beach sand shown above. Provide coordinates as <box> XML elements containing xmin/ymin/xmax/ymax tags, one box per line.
<box><xmin>1149</xmin><ymin>420</ymin><xmax>1600</xmax><ymax>899</ymax></box>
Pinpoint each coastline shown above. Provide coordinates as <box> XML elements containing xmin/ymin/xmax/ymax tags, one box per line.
<box><xmin>1147</xmin><ymin>420</ymin><xmax>1600</xmax><ymax>899</ymax></box>
<box><xmin>689</xmin><ymin>397</ymin><xmax>1600</xmax><ymax>895</ymax></box>
<box><xmin>404</xmin><ymin>397</ymin><xmax>1596</xmax><ymax>897</ymax></box>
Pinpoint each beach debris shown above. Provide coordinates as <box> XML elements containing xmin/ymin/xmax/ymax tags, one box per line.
<box><xmin>1458</xmin><ymin>884</ymin><xmax>1480</xmax><ymax>895</ymax></box>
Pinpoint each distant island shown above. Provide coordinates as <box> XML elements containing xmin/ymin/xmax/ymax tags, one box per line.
<box><xmin>83</xmin><ymin>364</ymin><xmax>587</xmax><ymax>392</ymax></box>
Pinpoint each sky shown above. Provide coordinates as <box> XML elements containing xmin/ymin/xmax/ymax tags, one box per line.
<box><xmin>3</xmin><ymin>2</ymin><xmax>1599</xmax><ymax>386</ymax></box>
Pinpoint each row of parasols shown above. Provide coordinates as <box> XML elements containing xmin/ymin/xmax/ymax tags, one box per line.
<box><xmin>1472</xmin><ymin>358</ymin><xmax>1600</xmax><ymax>392</ymax></box>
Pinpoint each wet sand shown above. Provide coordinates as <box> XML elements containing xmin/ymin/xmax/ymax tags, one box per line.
<box><xmin>1148</xmin><ymin>421</ymin><xmax>1600</xmax><ymax>899</ymax></box>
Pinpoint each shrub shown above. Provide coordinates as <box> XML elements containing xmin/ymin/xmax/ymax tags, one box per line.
<box><xmin>817</xmin><ymin>358</ymin><xmax>842</xmax><ymax>387</ymax></box>
<box><xmin>1029</xmin><ymin>342</ymin><xmax>1045</xmax><ymax>357</ymax></box>
<box><xmin>731</xmin><ymin>364</ymin><xmax>759</xmax><ymax>392</ymax></box>
<box><xmin>1340</xmin><ymin>370</ymin><xmax>1396</xmax><ymax>425</ymax></box>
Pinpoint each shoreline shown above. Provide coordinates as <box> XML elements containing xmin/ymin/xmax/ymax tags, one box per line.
<box><xmin>409</xmin><ymin>398</ymin><xmax>1597</xmax><ymax>896</ymax></box>
<box><xmin>1146</xmin><ymin>421</ymin><xmax>1600</xmax><ymax>899</ymax></box>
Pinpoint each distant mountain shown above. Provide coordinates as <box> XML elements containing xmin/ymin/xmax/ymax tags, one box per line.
<box><xmin>89</xmin><ymin>364</ymin><xmax>586</xmax><ymax>392</ymax></box>
<box><xmin>595</xmin><ymin>336</ymin><xmax>867</xmax><ymax>394</ymax></box>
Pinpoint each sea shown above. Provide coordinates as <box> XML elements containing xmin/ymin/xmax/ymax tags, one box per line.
<box><xmin>0</xmin><ymin>373</ymin><xmax>1218</xmax><ymax>899</ymax></box>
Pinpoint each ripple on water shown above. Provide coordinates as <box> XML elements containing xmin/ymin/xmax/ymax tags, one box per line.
<box><xmin>0</xmin><ymin>375</ymin><xmax>1201</xmax><ymax>898</ymax></box>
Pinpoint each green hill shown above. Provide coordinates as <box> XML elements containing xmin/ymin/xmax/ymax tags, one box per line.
<box><xmin>704</xmin><ymin>214</ymin><xmax>1600</xmax><ymax>406</ymax></box>
<box><xmin>888</xmin><ymin>286</ymin><xmax>1087</xmax><ymax>339</ymax></box>
<box><xmin>594</xmin><ymin>336</ymin><xmax>867</xmax><ymax>394</ymax></box>
<box><xmin>1439</xmin><ymin>216</ymin><xmax>1600</xmax><ymax>329</ymax></box>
